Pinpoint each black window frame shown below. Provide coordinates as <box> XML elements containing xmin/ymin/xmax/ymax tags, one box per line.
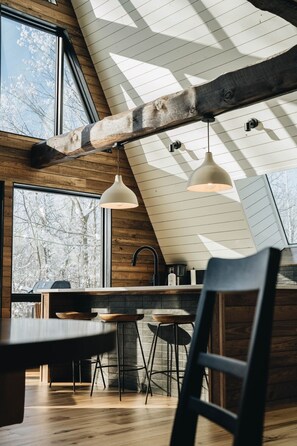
<box><xmin>0</xmin><ymin>5</ymin><xmax>99</xmax><ymax>137</ymax></box>
<box><xmin>11</xmin><ymin>183</ymin><xmax>111</xmax><ymax>305</ymax></box>
<box><xmin>265</xmin><ymin>173</ymin><xmax>297</xmax><ymax>247</ymax></box>
<box><xmin>0</xmin><ymin>182</ymin><xmax>4</xmax><ymax>310</ymax></box>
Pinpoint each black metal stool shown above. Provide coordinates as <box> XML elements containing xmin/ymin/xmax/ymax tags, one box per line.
<box><xmin>145</xmin><ymin>313</ymin><xmax>196</xmax><ymax>404</ymax></box>
<box><xmin>91</xmin><ymin>313</ymin><xmax>150</xmax><ymax>400</ymax></box>
<box><xmin>50</xmin><ymin>311</ymin><xmax>105</xmax><ymax>393</ymax></box>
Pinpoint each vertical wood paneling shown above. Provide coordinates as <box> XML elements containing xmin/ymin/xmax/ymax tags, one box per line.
<box><xmin>222</xmin><ymin>289</ymin><xmax>297</xmax><ymax>409</ymax></box>
<box><xmin>0</xmin><ymin>0</ymin><xmax>165</xmax><ymax>317</ymax></box>
<box><xmin>1</xmin><ymin>182</ymin><xmax>13</xmax><ymax>318</ymax></box>
<box><xmin>72</xmin><ymin>0</ymin><xmax>297</xmax><ymax>269</ymax></box>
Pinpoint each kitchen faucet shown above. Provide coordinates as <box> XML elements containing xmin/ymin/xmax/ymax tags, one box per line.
<box><xmin>131</xmin><ymin>245</ymin><xmax>159</xmax><ymax>286</ymax></box>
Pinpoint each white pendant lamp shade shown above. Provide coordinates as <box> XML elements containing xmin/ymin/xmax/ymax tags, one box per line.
<box><xmin>187</xmin><ymin>117</ymin><xmax>233</xmax><ymax>193</ymax></box>
<box><xmin>187</xmin><ymin>152</ymin><xmax>233</xmax><ymax>192</ymax></box>
<box><xmin>100</xmin><ymin>174</ymin><xmax>139</xmax><ymax>209</ymax></box>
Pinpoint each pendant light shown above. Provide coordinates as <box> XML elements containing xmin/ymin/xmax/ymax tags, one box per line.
<box><xmin>187</xmin><ymin>116</ymin><xmax>233</xmax><ymax>192</ymax></box>
<box><xmin>100</xmin><ymin>143</ymin><xmax>139</xmax><ymax>209</ymax></box>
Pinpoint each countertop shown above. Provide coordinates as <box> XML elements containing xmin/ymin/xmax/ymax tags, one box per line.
<box><xmin>39</xmin><ymin>285</ymin><xmax>204</xmax><ymax>295</ymax></box>
<box><xmin>38</xmin><ymin>283</ymin><xmax>297</xmax><ymax>294</ymax></box>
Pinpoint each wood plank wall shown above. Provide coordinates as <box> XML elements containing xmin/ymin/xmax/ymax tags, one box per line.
<box><xmin>213</xmin><ymin>289</ymin><xmax>297</xmax><ymax>409</ymax></box>
<box><xmin>0</xmin><ymin>0</ymin><xmax>165</xmax><ymax>318</ymax></box>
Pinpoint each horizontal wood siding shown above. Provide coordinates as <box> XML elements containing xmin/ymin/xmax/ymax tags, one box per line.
<box><xmin>73</xmin><ymin>0</ymin><xmax>297</xmax><ymax>269</ymax></box>
<box><xmin>0</xmin><ymin>0</ymin><xmax>165</xmax><ymax>317</ymax></box>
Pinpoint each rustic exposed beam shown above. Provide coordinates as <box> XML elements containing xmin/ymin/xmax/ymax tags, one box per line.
<box><xmin>248</xmin><ymin>0</ymin><xmax>297</xmax><ymax>27</ymax></box>
<box><xmin>31</xmin><ymin>44</ymin><xmax>297</xmax><ymax>168</ymax></box>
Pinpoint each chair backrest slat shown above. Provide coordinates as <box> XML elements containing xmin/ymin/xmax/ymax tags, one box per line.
<box><xmin>189</xmin><ymin>398</ymin><xmax>238</xmax><ymax>433</ymax></box>
<box><xmin>170</xmin><ymin>247</ymin><xmax>281</xmax><ymax>446</ymax></box>
<box><xmin>198</xmin><ymin>352</ymin><xmax>246</xmax><ymax>379</ymax></box>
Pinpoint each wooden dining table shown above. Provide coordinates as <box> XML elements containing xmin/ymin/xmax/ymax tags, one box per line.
<box><xmin>0</xmin><ymin>318</ymin><xmax>115</xmax><ymax>427</ymax></box>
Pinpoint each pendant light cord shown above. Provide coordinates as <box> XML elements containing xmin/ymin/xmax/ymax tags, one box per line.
<box><xmin>117</xmin><ymin>145</ymin><xmax>120</xmax><ymax>176</ymax></box>
<box><xmin>207</xmin><ymin>120</ymin><xmax>210</xmax><ymax>153</ymax></box>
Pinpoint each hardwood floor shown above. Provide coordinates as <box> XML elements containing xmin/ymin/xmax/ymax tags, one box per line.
<box><xmin>0</xmin><ymin>374</ymin><xmax>296</xmax><ymax>445</ymax></box>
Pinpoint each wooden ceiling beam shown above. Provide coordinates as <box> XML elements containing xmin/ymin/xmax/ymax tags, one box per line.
<box><xmin>31</xmin><ymin>45</ymin><xmax>297</xmax><ymax>168</ymax></box>
<box><xmin>248</xmin><ymin>0</ymin><xmax>297</xmax><ymax>27</ymax></box>
<box><xmin>31</xmin><ymin>0</ymin><xmax>297</xmax><ymax>168</ymax></box>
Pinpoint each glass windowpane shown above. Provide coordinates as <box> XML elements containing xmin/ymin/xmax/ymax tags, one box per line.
<box><xmin>63</xmin><ymin>56</ymin><xmax>90</xmax><ymax>133</ymax></box>
<box><xmin>0</xmin><ymin>17</ymin><xmax>56</xmax><ymax>138</ymax></box>
<box><xmin>267</xmin><ymin>169</ymin><xmax>297</xmax><ymax>244</ymax></box>
<box><xmin>12</xmin><ymin>188</ymin><xmax>102</xmax><ymax>298</ymax></box>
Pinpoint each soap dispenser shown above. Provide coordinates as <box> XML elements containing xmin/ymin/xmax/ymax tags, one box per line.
<box><xmin>168</xmin><ymin>267</ymin><xmax>177</xmax><ymax>286</ymax></box>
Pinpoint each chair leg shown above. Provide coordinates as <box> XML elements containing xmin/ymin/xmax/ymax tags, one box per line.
<box><xmin>98</xmin><ymin>356</ymin><xmax>106</xmax><ymax>389</ymax></box>
<box><xmin>173</xmin><ymin>324</ymin><xmax>181</xmax><ymax>397</ymax></box>
<box><xmin>90</xmin><ymin>355</ymin><xmax>106</xmax><ymax>396</ymax></box>
<box><xmin>145</xmin><ymin>324</ymin><xmax>160</xmax><ymax>404</ymax></box>
<box><xmin>72</xmin><ymin>361</ymin><xmax>76</xmax><ymax>393</ymax></box>
<box><xmin>122</xmin><ymin>323</ymin><xmax>125</xmax><ymax>395</ymax></box>
<box><xmin>116</xmin><ymin>323</ymin><xmax>122</xmax><ymax>401</ymax></box>
<box><xmin>167</xmin><ymin>341</ymin><xmax>171</xmax><ymax>396</ymax></box>
<box><xmin>134</xmin><ymin>322</ymin><xmax>151</xmax><ymax>395</ymax></box>
<box><xmin>49</xmin><ymin>365</ymin><xmax>52</xmax><ymax>388</ymax></box>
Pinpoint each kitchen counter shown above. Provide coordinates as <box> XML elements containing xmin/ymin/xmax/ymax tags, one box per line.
<box><xmin>37</xmin><ymin>284</ymin><xmax>203</xmax><ymax>294</ymax></box>
<box><xmin>37</xmin><ymin>283</ymin><xmax>297</xmax><ymax>294</ymax></box>
<box><xmin>39</xmin><ymin>285</ymin><xmax>297</xmax><ymax>406</ymax></box>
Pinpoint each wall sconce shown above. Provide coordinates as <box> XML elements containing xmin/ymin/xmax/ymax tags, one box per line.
<box><xmin>244</xmin><ymin>118</ymin><xmax>259</xmax><ymax>132</ymax></box>
<box><xmin>187</xmin><ymin>116</ymin><xmax>233</xmax><ymax>193</ymax></box>
<box><xmin>169</xmin><ymin>140</ymin><xmax>182</xmax><ymax>152</ymax></box>
<box><xmin>100</xmin><ymin>143</ymin><xmax>139</xmax><ymax>209</ymax></box>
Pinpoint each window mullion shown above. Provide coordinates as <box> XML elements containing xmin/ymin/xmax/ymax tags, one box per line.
<box><xmin>55</xmin><ymin>35</ymin><xmax>64</xmax><ymax>135</ymax></box>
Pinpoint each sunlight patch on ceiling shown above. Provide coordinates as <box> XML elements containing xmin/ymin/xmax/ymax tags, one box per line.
<box><xmin>138</xmin><ymin>137</ymin><xmax>188</xmax><ymax>180</ymax></box>
<box><xmin>110</xmin><ymin>53</ymin><xmax>182</xmax><ymax>102</ymax></box>
<box><xmin>198</xmin><ymin>235</ymin><xmax>244</xmax><ymax>258</ymax></box>
<box><xmin>130</xmin><ymin>0</ymin><xmax>220</xmax><ymax>46</ymax></box>
<box><xmin>184</xmin><ymin>73</ymin><xmax>207</xmax><ymax>86</ymax></box>
<box><xmin>119</xmin><ymin>85</ymin><xmax>137</xmax><ymax>109</ymax></box>
<box><xmin>90</xmin><ymin>0</ymin><xmax>137</xmax><ymax>27</ymax></box>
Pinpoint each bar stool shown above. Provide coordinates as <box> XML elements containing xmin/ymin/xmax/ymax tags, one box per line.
<box><xmin>50</xmin><ymin>311</ymin><xmax>105</xmax><ymax>392</ymax></box>
<box><xmin>145</xmin><ymin>313</ymin><xmax>196</xmax><ymax>404</ymax></box>
<box><xmin>91</xmin><ymin>313</ymin><xmax>150</xmax><ymax>400</ymax></box>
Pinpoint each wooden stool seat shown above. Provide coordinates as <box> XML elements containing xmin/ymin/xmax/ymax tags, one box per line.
<box><xmin>152</xmin><ymin>314</ymin><xmax>195</xmax><ymax>324</ymax></box>
<box><xmin>56</xmin><ymin>311</ymin><xmax>98</xmax><ymax>320</ymax></box>
<box><xmin>99</xmin><ymin>313</ymin><xmax>144</xmax><ymax>323</ymax></box>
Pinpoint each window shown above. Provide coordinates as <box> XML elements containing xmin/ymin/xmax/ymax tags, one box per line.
<box><xmin>0</xmin><ymin>6</ymin><xmax>98</xmax><ymax>139</ymax></box>
<box><xmin>266</xmin><ymin>168</ymin><xmax>297</xmax><ymax>245</ymax></box>
<box><xmin>12</xmin><ymin>186</ymin><xmax>104</xmax><ymax>294</ymax></box>
<box><xmin>11</xmin><ymin>185</ymin><xmax>110</xmax><ymax>317</ymax></box>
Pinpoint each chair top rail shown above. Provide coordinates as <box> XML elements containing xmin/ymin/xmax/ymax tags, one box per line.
<box><xmin>198</xmin><ymin>352</ymin><xmax>246</xmax><ymax>379</ymax></box>
<box><xmin>189</xmin><ymin>397</ymin><xmax>238</xmax><ymax>433</ymax></box>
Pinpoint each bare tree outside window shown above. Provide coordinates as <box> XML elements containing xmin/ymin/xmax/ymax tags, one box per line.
<box><xmin>267</xmin><ymin>169</ymin><xmax>297</xmax><ymax>244</ymax></box>
<box><xmin>0</xmin><ymin>16</ymin><xmax>89</xmax><ymax>138</ymax></box>
<box><xmin>12</xmin><ymin>188</ymin><xmax>102</xmax><ymax>316</ymax></box>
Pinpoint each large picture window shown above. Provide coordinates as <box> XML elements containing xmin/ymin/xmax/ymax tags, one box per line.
<box><xmin>266</xmin><ymin>168</ymin><xmax>297</xmax><ymax>245</ymax></box>
<box><xmin>12</xmin><ymin>186</ymin><xmax>108</xmax><ymax>317</ymax></box>
<box><xmin>0</xmin><ymin>6</ymin><xmax>97</xmax><ymax>139</ymax></box>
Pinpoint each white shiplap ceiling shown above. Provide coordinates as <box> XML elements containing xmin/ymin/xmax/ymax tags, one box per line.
<box><xmin>72</xmin><ymin>0</ymin><xmax>297</xmax><ymax>269</ymax></box>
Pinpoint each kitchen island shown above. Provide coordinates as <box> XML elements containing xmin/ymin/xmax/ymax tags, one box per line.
<box><xmin>40</xmin><ymin>284</ymin><xmax>297</xmax><ymax>408</ymax></box>
<box><xmin>40</xmin><ymin>285</ymin><xmax>202</xmax><ymax>397</ymax></box>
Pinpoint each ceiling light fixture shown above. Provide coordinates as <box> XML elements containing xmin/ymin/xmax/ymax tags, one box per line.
<box><xmin>187</xmin><ymin>115</ymin><xmax>233</xmax><ymax>193</ymax></box>
<box><xmin>100</xmin><ymin>143</ymin><xmax>139</xmax><ymax>209</ymax></box>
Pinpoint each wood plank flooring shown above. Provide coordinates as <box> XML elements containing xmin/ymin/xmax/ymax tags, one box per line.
<box><xmin>0</xmin><ymin>374</ymin><xmax>296</xmax><ymax>446</ymax></box>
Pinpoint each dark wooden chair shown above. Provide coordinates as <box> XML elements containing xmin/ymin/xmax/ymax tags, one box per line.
<box><xmin>170</xmin><ymin>247</ymin><xmax>281</xmax><ymax>446</ymax></box>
